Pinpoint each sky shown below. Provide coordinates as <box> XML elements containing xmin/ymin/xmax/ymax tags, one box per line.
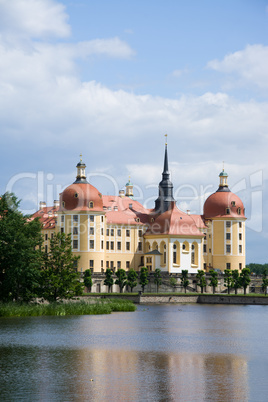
<box><xmin>0</xmin><ymin>0</ymin><xmax>267</xmax><ymax>263</ymax></box>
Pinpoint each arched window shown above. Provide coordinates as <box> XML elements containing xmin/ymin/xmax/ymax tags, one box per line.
<box><xmin>173</xmin><ymin>244</ymin><xmax>177</xmax><ymax>264</ymax></box>
<box><xmin>191</xmin><ymin>244</ymin><xmax>195</xmax><ymax>265</ymax></box>
<box><xmin>152</xmin><ymin>241</ymin><xmax>158</xmax><ymax>251</ymax></box>
<box><xmin>89</xmin><ymin>201</ymin><xmax>94</xmax><ymax>208</ymax></box>
<box><xmin>182</xmin><ymin>241</ymin><xmax>189</xmax><ymax>253</ymax></box>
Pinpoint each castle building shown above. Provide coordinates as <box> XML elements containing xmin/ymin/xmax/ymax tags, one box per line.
<box><xmin>32</xmin><ymin>146</ymin><xmax>246</xmax><ymax>273</ymax></box>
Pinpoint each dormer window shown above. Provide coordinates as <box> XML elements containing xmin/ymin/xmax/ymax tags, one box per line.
<box><xmin>226</xmin><ymin>208</ymin><xmax>230</xmax><ymax>215</ymax></box>
<box><xmin>62</xmin><ymin>201</ymin><xmax>65</xmax><ymax>207</ymax></box>
<box><xmin>89</xmin><ymin>201</ymin><xmax>94</xmax><ymax>208</ymax></box>
<box><xmin>74</xmin><ymin>193</ymin><xmax>79</xmax><ymax>198</ymax></box>
<box><xmin>231</xmin><ymin>201</ymin><xmax>236</xmax><ymax>207</ymax></box>
<box><xmin>237</xmin><ymin>207</ymin><xmax>241</xmax><ymax>215</ymax></box>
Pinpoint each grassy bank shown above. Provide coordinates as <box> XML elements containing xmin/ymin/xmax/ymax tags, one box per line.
<box><xmin>0</xmin><ymin>299</ymin><xmax>136</xmax><ymax>318</ymax></box>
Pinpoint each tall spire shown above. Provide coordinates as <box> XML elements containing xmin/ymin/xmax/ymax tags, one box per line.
<box><xmin>154</xmin><ymin>137</ymin><xmax>175</xmax><ymax>213</ymax></box>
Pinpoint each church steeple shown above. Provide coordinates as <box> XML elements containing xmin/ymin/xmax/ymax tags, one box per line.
<box><xmin>73</xmin><ymin>154</ymin><xmax>89</xmax><ymax>184</ymax></box>
<box><xmin>154</xmin><ymin>136</ymin><xmax>175</xmax><ymax>213</ymax></box>
<box><xmin>216</xmin><ymin>163</ymin><xmax>230</xmax><ymax>192</ymax></box>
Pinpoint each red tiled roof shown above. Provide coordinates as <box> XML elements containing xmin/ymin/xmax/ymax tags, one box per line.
<box><xmin>203</xmin><ymin>191</ymin><xmax>245</xmax><ymax>219</ymax></box>
<box><xmin>103</xmin><ymin>196</ymin><xmax>150</xmax><ymax>225</ymax></box>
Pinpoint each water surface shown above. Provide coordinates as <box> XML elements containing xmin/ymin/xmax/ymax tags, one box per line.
<box><xmin>0</xmin><ymin>304</ymin><xmax>268</xmax><ymax>401</ymax></box>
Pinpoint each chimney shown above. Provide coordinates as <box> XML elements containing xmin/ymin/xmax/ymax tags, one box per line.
<box><xmin>39</xmin><ymin>201</ymin><xmax>46</xmax><ymax>210</ymax></box>
<box><xmin>119</xmin><ymin>190</ymin><xmax>125</xmax><ymax>197</ymax></box>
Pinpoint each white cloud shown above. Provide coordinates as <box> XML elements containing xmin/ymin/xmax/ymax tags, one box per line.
<box><xmin>0</xmin><ymin>0</ymin><xmax>70</xmax><ymax>39</ymax></box>
<box><xmin>207</xmin><ymin>44</ymin><xmax>268</xmax><ymax>89</ymax></box>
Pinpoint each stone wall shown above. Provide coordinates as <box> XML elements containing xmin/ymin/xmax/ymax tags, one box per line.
<box><xmin>198</xmin><ymin>295</ymin><xmax>268</xmax><ymax>305</ymax></box>
<box><xmin>139</xmin><ymin>295</ymin><xmax>199</xmax><ymax>304</ymax></box>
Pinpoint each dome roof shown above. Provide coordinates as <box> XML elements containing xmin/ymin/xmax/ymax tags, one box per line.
<box><xmin>59</xmin><ymin>182</ymin><xmax>103</xmax><ymax>212</ymax></box>
<box><xmin>203</xmin><ymin>190</ymin><xmax>245</xmax><ymax>219</ymax></box>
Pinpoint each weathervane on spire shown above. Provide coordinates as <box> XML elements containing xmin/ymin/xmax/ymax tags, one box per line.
<box><xmin>165</xmin><ymin>134</ymin><xmax>168</xmax><ymax>146</ymax></box>
<box><xmin>222</xmin><ymin>160</ymin><xmax>225</xmax><ymax>172</ymax></box>
<box><xmin>80</xmin><ymin>153</ymin><xmax>83</xmax><ymax>162</ymax></box>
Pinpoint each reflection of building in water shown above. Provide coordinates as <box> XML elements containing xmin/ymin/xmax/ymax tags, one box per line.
<box><xmin>32</xmin><ymin>143</ymin><xmax>246</xmax><ymax>278</ymax></box>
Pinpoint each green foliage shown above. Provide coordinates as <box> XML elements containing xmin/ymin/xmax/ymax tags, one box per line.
<box><xmin>181</xmin><ymin>270</ymin><xmax>189</xmax><ymax>293</ymax></box>
<box><xmin>209</xmin><ymin>269</ymin><xmax>218</xmax><ymax>294</ymax></box>
<box><xmin>232</xmin><ymin>270</ymin><xmax>241</xmax><ymax>294</ymax></box>
<box><xmin>127</xmin><ymin>269</ymin><xmax>138</xmax><ymax>292</ymax></box>
<box><xmin>262</xmin><ymin>270</ymin><xmax>268</xmax><ymax>296</ymax></box>
<box><xmin>154</xmin><ymin>268</ymin><xmax>162</xmax><ymax>292</ymax></box>
<box><xmin>196</xmin><ymin>270</ymin><xmax>206</xmax><ymax>293</ymax></box>
<box><xmin>246</xmin><ymin>263</ymin><xmax>268</xmax><ymax>276</ymax></box>
<box><xmin>0</xmin><ymin>192</ymin><xmax>43</xmax><ymax>302</ymax></box>
<box><xmin>139</xmin><ymin>267</ymin><xmax>149</xmax><ymax>292</ymax></box>
<box><xmin>240</xmin><ymin>267</ymin><xmax>251</xmax><ymax>295</ymax></box>
<box><xmin>224</xmin><ymin>269</ymin><xmax>233</xmax><ymax>294</ymax></box>
<box><xmin>115</xmin><ymin>269</ymin><xmax>127</xmax><ymax>293</ymax></box>
<box><xmin>104</xmin><ymin>268</ymin><xmax>114</xmax><ymax>293</ymax></box>
<box><xmin>84</xmin><ymin>269</ymin><xmax>93</xmax><ymax>292</ymax></box>
<box><xmin>0</xmin><ymin>299</ymin><xmax>136</xmax><ymax>317</ymax></box>
<box><xmin>169</xmin><ymin>277</ymin><xmax>177</xmax><ymax>289</ymax></box>
<box><xmin>40</xmin><ymin>232</ymin><xmax>83</xmax><ymax>302</ymax></box>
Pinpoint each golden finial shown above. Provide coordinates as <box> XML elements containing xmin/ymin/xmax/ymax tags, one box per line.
<box><xmin>80</xmin><ymin>153</ymin><xmax>82</xmax><ymax>162</ymax></box>
<box><xmin>165</xmin><ymin>134</ymin><xmax>168</xmax><ymax>145</ymax></box>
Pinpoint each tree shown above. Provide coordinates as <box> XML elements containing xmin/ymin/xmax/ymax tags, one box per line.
<box><xmin>224</xmin><ymin>269</ymin><xmax>233</xmax><ymax>294</ymax></box>
<box><xmin>154</xmin><ymin>268</ymin><xmax>162</xmax><ymax>293</ymax></box>
<box><xmin>181</xmin><ymin>270</ymin><xmax>189</xmax><ymax>294</ymax></box>
<box><xmin>40</xmin><ymin>232</ymin><xmax>83</xmax><ymax>302</ymax></box>
<box><xmin>232</xmin><ymin>270</ymin><xmax>241</xmax><ymax>295</ymax></box>
<box><xmin>127</xmin><ymin>269</ymin><xmax>138</xmax><ymax>292</ymax></box>
<box><xmin>261</xmin><ymin>270</ymin><xmax>268</xmax><ymax>296</ymax></box>
<box><xmin>104</xmin><ymin>268</ymin><xmax>114</xmax><ymax>293</ymax></box>
<box><xmin>115</xmin><ymin>268</ymin><xmax>127</xmax><ymax>293</ymax></box>
<box><xmin>84</xmin><ymin>269</ymin><xmax>93</xmax><ymax>293</ymax></box>
<box><xmin>196</xmin><ymin>270</ymin><xmax>206</xmax><ymax>293</ymax></box>
<box><xmin>209</xmin><ymin>269</ymin><xmax>218</xmax><ymax>294</ymax></box>
<box><xmin>0</xmin><ymin>192</ymin><xmax>43</xmax><ymax>302</ymax></box>
<box><xmin>240</xmin><ymin>267</ymin><xmax>251</xmax><ymax>295</ymax></box>
<box><xmin>139</xmin><ymin>267</ymin><xmax>149</xmax><ymax>292</ymax></box>
<box><xmin>170</xmin><ymin>277</ymin><xmax>177</xmax><ymax>290</ymax></box>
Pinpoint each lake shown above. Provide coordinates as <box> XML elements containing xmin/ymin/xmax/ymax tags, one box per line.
<box><xmin>0</xmin><ymin>303</ymin><xmax>268</xmax><ymax>401</ymax></box>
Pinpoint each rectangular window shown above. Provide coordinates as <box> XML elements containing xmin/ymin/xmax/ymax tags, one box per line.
<box><xmin>73</xmin><ymin>240</ymin><xmax>78</xmax><ymax>249</ymax></box>
<box><xmin>73</xmin><ymin>227</ymin><xmax>78</xmax><ymax>235</ymax></box>
<box><xmin>89</xmin><ymin>260</ymin><xmax>94</xmax><ymax>268</ymax></box>
<box><xmin>90</xmin><ymin>227</ymin><xmax>94</xmax><ymax>235</ymax></box>
<box><xmin>61</xmin><ymin>227</ymin><xmax>64</xmax><ymax>233</ymax></box>
<box><xmin>239</xmin><ymin>245</ymin><xmax>242</xmax><ymax>253</ymax></box>
<box><xmin>73</xmin><ymin>215</ymin><xmax>78</xmax><ymax>222</ymax></box>
<box><xmin>138</xmin><ymin>242</ymin><xmax>142</xmax><ymax>251</ymax></box>
<box><xmin>51</xmin><ymin>233</ymin><xmax>54</xmax><ymax>239</ymax></box>
<box><xmin>117</xmin><ymin>241</ymin><xmax>121</xmax><ymax>250</ymax></box>
<box><xmin>209</xmin><ymin>248</ymin><xmax>211</xmax><ymax>253</ymax></box>
<box><xmin>106</xmin><ymin>229</ymin><xmax>109</xmax><ymax>236</ymax></box>
<box><xmin>239</xmin><ymin>263</ymin><xmax>242</xmax><ymax>270</ymax></box>
<box><xmin>106</xmin><ymin>261</ymin><xmax>109</xmax><ymax>268</ymax></box>
<box><xmin>90</xmin><ymin>215</ymin><xmax>94</xmax><ymax>222</ymax></box>
<box><xmin>117</xmin><ymin>229</ymin><xmax>121</xmax><ymax>236</ymax></box>
<box><xmin>110</xmin><ymin>261</ymin><xmax>114</xmax><ymax>269</ymax></box>
<box><xmin>101</xmin><ymin>216</ymin><xmax>104</xmax><ymax>222</ymax></box>
<box><xmin>101</xmin><ymin>240</ymin><xmax>104</xmax><ymax>249</ymax></box>
<box><xmin>239</xmin><ymin>233</ymin><xmax>242</xmax><ymax>240</ymax></box>
<box><xmin>126</xmin><ymin>242</ymin><xmax>130</xmax><ymax>251</ymax></box>
<box><xmin>111</xmin><ymin>229</ymin><xmax>114</xmax><ymax>236</ymax></box>
<box><xmin>106</xmin><ymin>241</ymin><xmax>109</xmax><ymax>250</ymax></box>
<box><xmin>126</xmin><ymin>229</ymin><xmax>130</xmax><ymax>237</ymax></box>
<box><xmin>45</xmin><ymin>234</ymin><xmax>48</xmax><ymax>240</ymax></box>
<box><xmin>61</xmin><ymin>215</ymin><xmax>64</xmax><ymax>223</ymax></box>
<box><xmin>138</xmin><ymin>229</ymin><xmax>143</xmax><ymax>237</ymax></box>
<box><xmin>204</xmin><ymin>263</ymin><xmax>207</xmax><ymax>271</ymax></box>
<box><xmin>226</xmin><ymin>208</ymin><xmax>230</xmax><ymax>215</ymax></box>
<box><xmin>204</xmin><ymin>234</ymin><xmax>207</xmax><ymax>240</ymax></box>
<box><xmin>226</xmin><ymin>263</ymin><xmax>231</xmax><ymax>269</ymax></box>
<box><xmin>45</xmin><ymin>245</ymin><xmax>48</xmax><ymax>253</ymax></box>
<box><xmin>203</xmin><ymin>244</ymin><xmax>207</xmax><ymax>253</ymax></box>
<box><xmin>101</xmin><ymin>228</ymin><xmax>103</xmax><ymax>236</ymax></box>
<box><xmin>226</xmin><ymin>233</ymin><xmax>231</xmax><ymax>240</ymax></box>
<box><xmin>239</xmin><ymin>222</ymin><xmax>242</xmax><ymax>228</ymax></box>
<box><xmin>173</xmin><ymin>252</ymin><xmax>176</xmax><ymax>264</ymax></box>
<box><xmin>111</xmin><ymin>241</ymin><xmax>114</xmax><ymax>250</ymax></box>
<box><xmin>117</xmin><ymin>261</ymin><xmax>121</xmax><ymax>269</ymax></box>
<box><xmin>226</xmin><ymin>221</ymin><xmax>231</xmax><ymax>228</ymax></box>
<box><xmin>126</xmin><ymin>261</ymin><xmax>130</xmax><ymax>269</ymax></box>
<box><xmin>101</xmin><ymin>260</ymin><xmax>103</xmax><ymax>268</ymax></box>
<box><xmin>226</xmin><ymin>245</ymin><xmax>231</xmax><ymax>253</ymax></box>
<box><xmin>90</xmin><ymin>240</ymin><xmax>94</xmax><ymax>249</ymax></box>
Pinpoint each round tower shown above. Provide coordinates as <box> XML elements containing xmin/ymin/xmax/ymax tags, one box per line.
<box><xmin>203</xmin><ymin>169</ymin><xmax>246</xmax><ymax>272</ymax></box>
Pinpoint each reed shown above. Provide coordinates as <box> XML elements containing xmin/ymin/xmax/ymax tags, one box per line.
<box><xmin>0</xmin><ymin>299</ymin><xmax>136</xmax><ymax>317</ymax></box>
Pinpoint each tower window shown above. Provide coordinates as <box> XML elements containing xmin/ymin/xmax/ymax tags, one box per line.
<box><xmin>61</xmin><ymin>216</ymin><xmax>64</xmax><ymax>223</ymax></box>
<box><xmin>239</xmin><ymin>233</ymin><xmax>242</xmax><ymax>240</ymax></box>
<box><xmin>138</xmin><ymin>242</ymin><xmax>142</xmax><ymax>251</ymax></box>
<box><xmin>73</xmin><ymin>215</ymin><xmax>78</xmax><ymax>222</ymax></box>
<box><xmin>239</xmin><ymin>245</ymin><xmax>242</xmax><ymax>253</ymax></box>
<box><xmin>117</xmin><ymin>242</ymin><xmax>121</xmax><ymax>250</ymax></box>
<box><xmin>89</xmin><ymin>201</ymin><xmax>94</xmax><ymax>208</ymax></box>
<box><xmin>111</xmin><ymin>241</ymin><xmax>114</xmax><ymax>250</ymax></box>
<box><xmin>203</xmin><ymin>244</ymin><xmax>207</xmax><ymax>253</ymax></box>
<box><xmin>111</xmin><ymin>229</ymin><xmax>114</xmax><ymax>236</ymax></box>
<box><xmin>90</xmin><ymin>215</ymin><xmax>94</xmax><ymax>222</ymax></box>
<box><xmin>226</xmin><ymin>221</ymin><xmax>231</xmax><ymax>228</ymax></box>
<box><xmin>90</xmin><ymin>240</ymin><xmax>94</xmax><ymax>249</ymax></box>
<box><xmin>126</xmin><ymin>242</ymin><xmax>130</xmax><ymax>251</ymax></box>
<box><xmin>89</xmin><ymin>260</ymin><xmax>94</xmax><ymax>268</ymax></box>
<box><xmin>139</xmin><ymin>230</ymin><xmax>143</xmax><ymax>237</ymax></box>
<box><xmin>237</xmin><ymin>208</ymin><xmax>241</xmax><ymax>215</ymax></box>
<box><xmin>117</xmin><ymin>229</ymin><xmax>121</xmax><ymax>236</ymax></box>
<box><xmin>226</xmin><ymin>245</ymin><xmax>231</xmax><ymax>253</ymax></box>
<box><xmin>90</xmin><ymin>227</ymin><xmax>94</xmax><ymax>235</ymax></box>
<box><xmin>106</xmin><ymin>229</ymin><xmax>109</xmax><ymax>236</ymax></box>
<box><xmin>73</xmin><ymin>240</ymin><xmax>78</xmax><ymax>249</ymax></box>
<box><xmin>239</xmin><ymin>222</ymin><xmax>242</xmax><ymax>228</ymax></box>
<box><xmin>73</xmin><ymin>227</ymin><xmax>78</xmax><ymax>235</ymax></box>
<box><xmin>126</xmin><ymin>229</ymin><xmax>130</xmax><ymax>237</ymax></box>
<box><xmin>226</xmin><ymin>233</ymin><xmax>231</xmax><ymax>240</ymax></box>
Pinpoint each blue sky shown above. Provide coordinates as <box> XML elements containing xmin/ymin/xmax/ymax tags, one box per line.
<box><xmin>0</xmin><ymin>0</ymin><xmax>267</xmax><ymax>263</ymax></box>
